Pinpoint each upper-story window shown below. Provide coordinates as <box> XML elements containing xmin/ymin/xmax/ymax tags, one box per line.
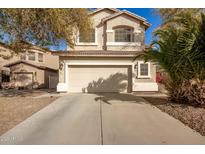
<box><xmin>114</xmin><ymin>26</ymin><xmax>134</xmax><ymax>42</ymax></box>
<box><xmin>38</xmin><ymin>53</ymin><xmax>44</xmax><ymax>62</ymax></box>
<box><xmin>79</xmin><ymin>29</ymin><xmax>95</xmax><ymax>43</ymax></box>
<box><xmin>28</xmin><ymin>51</ymin><xmax>35</xmax><ymax>61</ymax></box>
<box><xmin>20</xmin><ymin>54</ymin><xmax>26</xmax><ymax>60</ymax></box>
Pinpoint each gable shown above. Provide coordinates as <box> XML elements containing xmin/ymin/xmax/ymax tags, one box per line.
<box><xmin>89</xmin><ymin>8</ymin><xmax>119</xmax><ymax>16</ymax></box>
<box><xmin>102</xmin><ymin>11</ymin><xmax>150</xmax><ymax>29</ymax></box>
<box><xmin>9</xmin><ymin>62</ymin><xmax>39</xmax><ymax>73</ymax></box>
<box><xmin>0</xmin><ymin>45</ymin><xmax>19</xmax><ymax>69</ymax></box>
<box><xmin>106</xmin><ymin>14</ymin><xmax>146</xmax><ymax>31</ymax></box>
<box><xmin>90</xmin><ymin>9</ymin><xmax>117</xmax><ymax>26</ymax></box>
<box><xmin>0</xmin><ymin>44</ymin><xmax>15</xmax><ymax>58</ymax></box>
<box><xmin>4</xmin><ymin>60</ymin><xmax>57</xmax><ymax>72</ymax></box>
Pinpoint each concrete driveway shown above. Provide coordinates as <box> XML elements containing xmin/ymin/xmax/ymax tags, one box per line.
<box><xmin>0</xmin><ymin>93</ymin><xmax>205</xmax><ymax>145</ymax></box>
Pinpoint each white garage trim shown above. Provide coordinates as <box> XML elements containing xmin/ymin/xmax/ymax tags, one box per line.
<box><xmin>64</xmin><ymin>59</ymin><xmax>133</xmax><ymax>65</ymax></box>
<box><xmin>57</xmin><ymin>60</ymin><xmax>134</xmax><ymax>92</ymax></box>
<box><xmin>64</xmin><ymin>61</ymin><xmax>133</xmax><ymax>91</ymax></box>
<box><xmin>57</xmin><ymin>60</ymin><xmax>158</xmax><ymax>92</ymax></box>
<box><xmin>67</xmin><ymin>65</ymin><xmax>131</xmax><ymax>93</ymax></box>
<box><xmin>66</xmin><ymin>62</ymin><xmax>132</xmax><ymax>65</ymax></box>
<box><xmin>57</xmin><ymin>83</ymin><xmax>68</xmax><ymax>92</ymax></box>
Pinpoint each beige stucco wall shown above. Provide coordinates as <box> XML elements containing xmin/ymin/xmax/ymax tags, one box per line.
<box><xmin>0</xmin><ymin>46</ymin><xmax>20</xmax><ymax>69</ymax></box>
<box><xmin>58</xmin><ymin>56</ymin><xmax>156</xmax><ymax>85</ymax></box>
<box><xmin>106</xmin><ymin>14</ymin><xmax>145</xmax><ymax>51</ymax></box>
<box><xmin>58</xmin><ymin>56</ymin><xmax>133</xmax><ymax>83</ymax></box>
<box><xmin>9</xmin><ymin>63</ymin><xmax>58</xmax><ymax>88</ymax></box>
<box><xmin>9</xmin><ymin>63</ymin><xmax>45</xmax><ymax>86</ymax></box>
<box><xmin>0</xmin><ymin>45</ymin><xmax>59</xmax><ymax>70</ymax></box>
<box><xmin>133</xmin><ymin>61</ymin><xmax>156</xmax><ymax>83</ymax></box>
<box><xmin>21</xmin><ymin>49</ymin><xmax>59</xmax><ymax>70</ymax></box>
<box><xmin>72</xmin><ymin>9</ymin><xmax>114</xmax><ymax>51</ymax></box>
<box><xmin>57</xmin><ymin>9</ymin><xmax>157</xmax><ymax>92</ymax></box>
<box><xmin>72</xmin><ymin>9</ymin><xmax>145</xmax><ymax>52</ymax></box>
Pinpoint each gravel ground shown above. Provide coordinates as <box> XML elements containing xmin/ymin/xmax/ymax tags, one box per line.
<box><xmin>144</xmin><ymin>97</ymin><xmax>205</xmax><ymax>136</ymax></box>
<box><xmin>0</xmin><ymin>89</ymin><xmax>56</xmax><ymax>97</ymax></box>
<box><xmin>0</xmin><ymin>94</ymin><xmax>57</xmax><ymax>136</ymax></box>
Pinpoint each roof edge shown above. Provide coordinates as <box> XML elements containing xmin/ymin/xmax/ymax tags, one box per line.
<box><xmin>4</xmin><ymin>60</ymin><xmax>58</xmax><ymax>72</ymax></box>
<box><xmin>52</xmin><ymin>50</ymin><xmax>144</xmax><ymax>58</ymax></box>
<box><xmin>0</xmin><ymin>42</ymin><xmax>53</xmax><ymax>53</ymax></box>
<box><xmin>102</xmin><ymin>10</ymin><xmax>151</xmax><ymax>29</ymax></box>
<box><xmin>89</xmin><ymin>8</ymin><xmax>120</xmax><ymax>15</ymax></box>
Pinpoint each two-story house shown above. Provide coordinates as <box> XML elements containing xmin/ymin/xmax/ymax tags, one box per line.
<box><xmin>0</xmin><ymin>43</ymin><xmax>59</xmax><ymax>89</ymax></box>
<box><xmin>55</xmin><ymin>8</ymin><xmax>158</xmax><ymax>93</ymax></box>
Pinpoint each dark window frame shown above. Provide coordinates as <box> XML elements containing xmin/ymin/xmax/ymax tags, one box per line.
<box><xmin>140</xmin><ymin>63</ymin><xmax>149</xmax><ymax>76</ymax></box>
<box><xmin>114</xmin><ymin>26</ymin><xmax>134</xmax><ymax>42</ymax></box>
<box><xmin>28</xmin><ymin>51</ymin><xmax>36</xmax><ymax>61</ymax></box>
<box><xmin>38</xmin><ymin>53</ymin><xmax>44</xmax><ymax>62</ymax></box>
<box><xmin>79</xmin><ymin>29</ymin><xmax>96</xmax><ymax>43</ymax></box>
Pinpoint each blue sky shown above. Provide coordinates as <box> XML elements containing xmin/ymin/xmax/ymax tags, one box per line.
<box><xmin>49</xmin><ymin>8</ymin><xmax>162</xmax><ymax>51</ymax></box>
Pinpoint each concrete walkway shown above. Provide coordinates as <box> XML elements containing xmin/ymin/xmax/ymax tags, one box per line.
<box><xmin>0</xmin><ymin>93</ymin><xmax>205</xmax><ymax>145</ymax></box>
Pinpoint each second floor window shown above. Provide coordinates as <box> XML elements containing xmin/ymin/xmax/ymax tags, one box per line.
<box><xmin>28</xmin><ymin>51</ymin><xmax>35</xmax><ymax>61</ymax></box>
<box><xmin>79</xmin><ymin>29</ymin><xmax>95</xmax><ymax>43</ymax></box>
<box><xmin>38</xmin><ymin>53</ymin><xmax>44</xmax><ymax>62</ymax></box>
<box><xmin>20</xmin><ymin>54</ymin><xmax>26</xmax><ymax>60</ymax></box>
<box><xmin>114</xmin><ymin>27</ymin><xmax>133</xmax><ymax>42</ymax></box>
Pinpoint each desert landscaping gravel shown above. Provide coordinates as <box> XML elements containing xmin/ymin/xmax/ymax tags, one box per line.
<box><xmin>0</xmin><ymin>96</ymin><xmax>57</xmax><ymax>135</ymax></box>
<box><xmin>144</xmin><ymin>97</ymin><xmax>205</xmax><ymax>136</ymax></box>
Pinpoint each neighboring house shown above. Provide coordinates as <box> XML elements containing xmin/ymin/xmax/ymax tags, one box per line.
<box><xmin>54</xmin><ymin>8</ymin><xmax>158</xmax><ymax>93</ymax></box>
<box><xmin>0</xmin><ymin>43</ymin><xmax>59</xmax><ymax>89</ymax></box>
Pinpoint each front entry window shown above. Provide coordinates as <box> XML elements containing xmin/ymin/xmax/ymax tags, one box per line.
<box><xmin>138</xmin><ymin>61</ymin><xmax>150</xmax><ymax>78</ymax></box>
<box><xmin>140</xmin><ymin>63</ymin><xmax>149</xmax><ymax>76</ymax></box>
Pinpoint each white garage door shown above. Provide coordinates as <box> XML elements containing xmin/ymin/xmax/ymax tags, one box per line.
<box><xmin>68</xmin><ymin>65</ymin><xmax>132</xmax><ymax>93</ymax></box>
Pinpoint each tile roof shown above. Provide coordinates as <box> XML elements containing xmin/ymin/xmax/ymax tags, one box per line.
<box><xmin>89</xmin><ymin>8</ymin><xmax>119</xmax><ymax>15</ymax></box>
<box><xmin>53</xmin><ymin>50</ymin><xmax>143</xmax><ymax>57</ymax></box>
<box><xmin>4</xmin><ymin>60</ymin><xmax>58</xmax><ymax>71</ymax></box>
<box><xmin>0</xmin><ymin>42</ymin><xmax>52</xmax><ymax>53</ymax></box>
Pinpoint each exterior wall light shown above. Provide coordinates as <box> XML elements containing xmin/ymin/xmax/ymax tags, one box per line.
<box><xmin>59</xmin><ymin>62</ymin><xmax>64</xmax><ymax>70</ymax></box>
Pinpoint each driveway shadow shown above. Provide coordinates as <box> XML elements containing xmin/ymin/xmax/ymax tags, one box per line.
<box><xmin>142</xmin><ymin>97</ymin><xmax>168</xmax><ymax>106</ymax></box>
<box><xmin>82</xmin><ymin>72</ymin><xmax>131</xmax><ymax>93</ymax></box>
<box><xmin>94</xmin><ymin>92</ymin><xmax>146</xmax><ymax>105</ymax></box>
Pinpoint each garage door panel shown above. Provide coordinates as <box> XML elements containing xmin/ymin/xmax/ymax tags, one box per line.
<box><xmin>14</xmin><ymin>73</ymin><xmax>33</xmax><ymax>87</ymax></box>
<box><xmin>68</xmin><ymin>66</ymin><xmax>131</xmax><ymax>93</ymax></box>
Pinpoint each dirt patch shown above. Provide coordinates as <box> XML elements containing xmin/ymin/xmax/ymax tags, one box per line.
<box><xmin>144</xmin><ymin>97</ymin><xmax>205</xmax><ymax>136</ymax></box>
<box><xmin>0</xmin><ymin>96</ymin><xmax>57</xmax><ymax>135</ymax></box>
<box><xmin>0</xmin><ymin>89</ymin><xmax>56</xmax><ymax>97</ymax></box>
